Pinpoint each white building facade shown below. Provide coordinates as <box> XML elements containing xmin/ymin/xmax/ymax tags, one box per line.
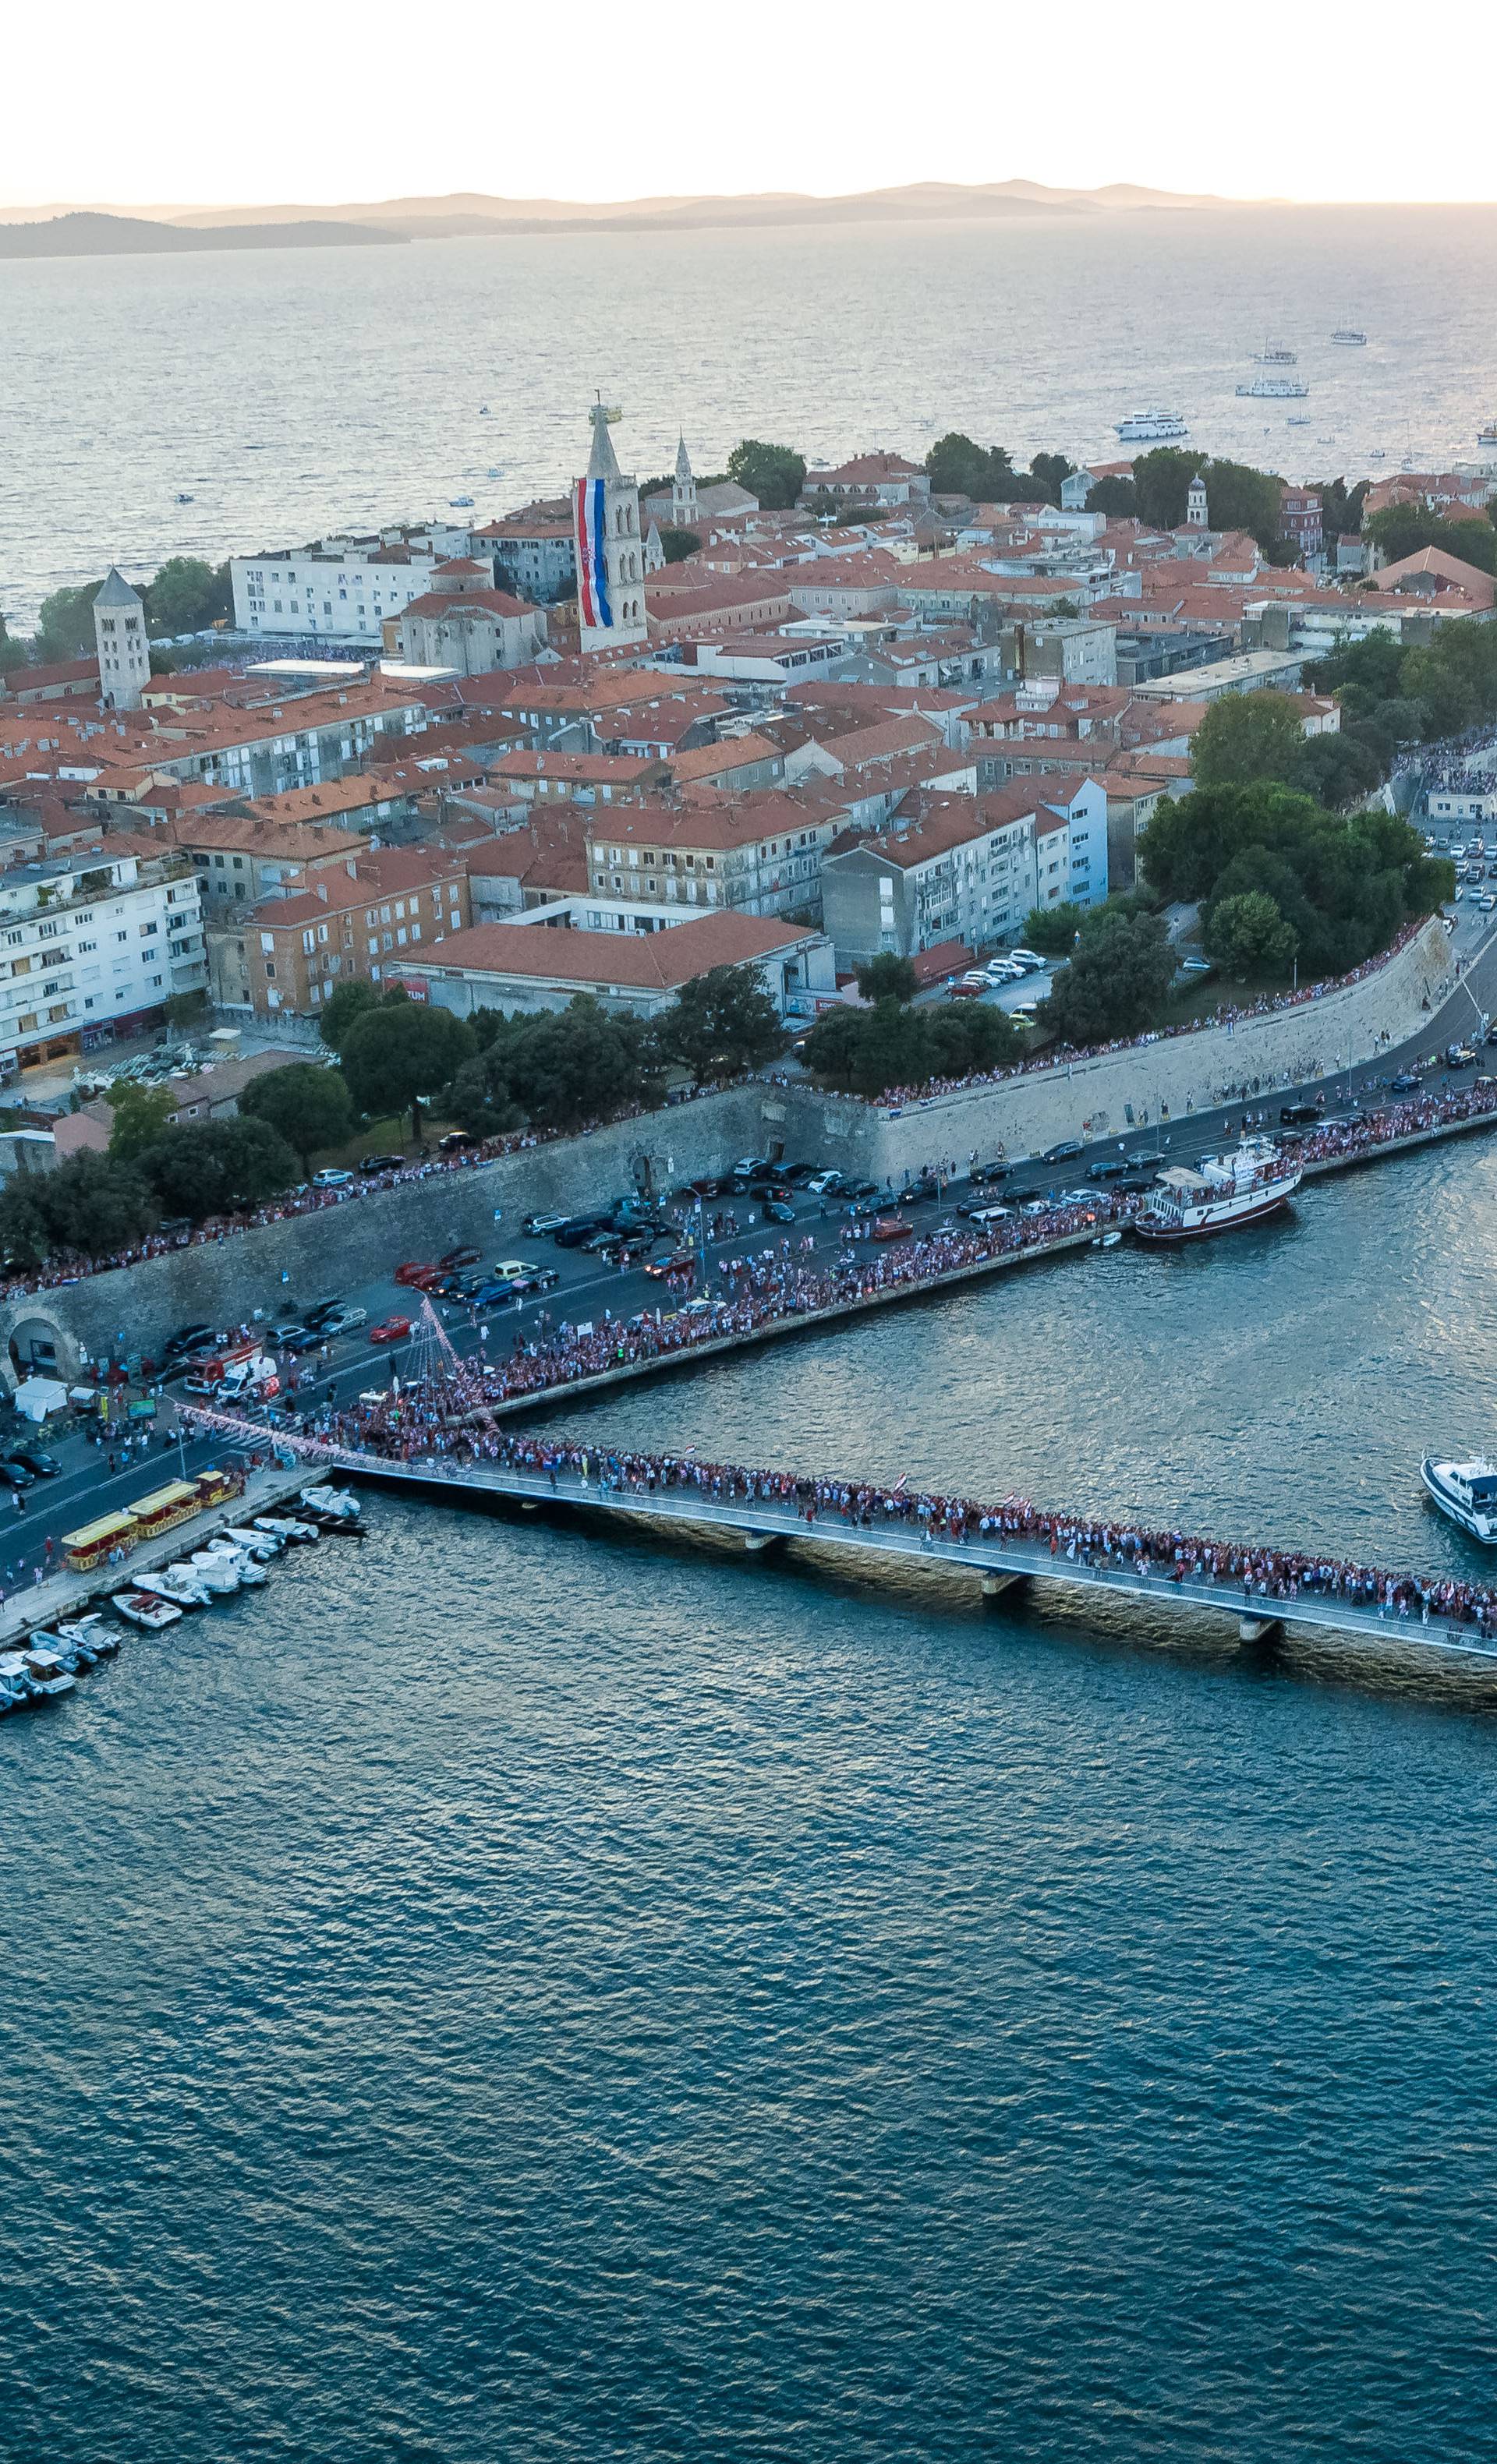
<box><xmin>94</xmin><ymin>569</ymin><xmax>150</xmax><ymax>712</ymax></box>
<box><xmin>230</xmin><ymin>525</ymin><xmax>472</xmax><ymax>645</ymax></box>
<box><xmin>0</xmin><ymin>849</ymin><xmax>205</xmax><ymax>1076</ymax></box>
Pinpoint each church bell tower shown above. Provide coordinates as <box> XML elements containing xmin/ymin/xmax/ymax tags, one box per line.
<box><xmin>573</xmin><ymin>401</ymin><xmax>649</xmax><ymax>655</ymax></box>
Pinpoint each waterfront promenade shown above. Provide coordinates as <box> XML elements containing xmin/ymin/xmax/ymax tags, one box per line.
<box><xmin>317</xmin><ymin>1444</ymin><xmax>1497</xmax><ymax>1668</ymax></box>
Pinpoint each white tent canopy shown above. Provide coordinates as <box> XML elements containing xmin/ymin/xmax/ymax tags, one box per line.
<box><xmin>12</xmin><ymin>1376</ymin><xmax>69</xmax><ymax>1423</ymax></box>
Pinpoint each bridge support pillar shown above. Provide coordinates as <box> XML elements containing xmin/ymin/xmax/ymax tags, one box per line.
<box><xmin>1238</xmin><ymin>1614</ymin><xmax>1282</xmax><ymax>1644</ymax></box>
<box><xmin>744</xmin><ymin>1531</ymin><xmax>780</xmax><ymax>1554</ymax></box>
<box><xmin>982</xmin><ymin>1571</ymin><xmax>1028</xmax><ymax>1601</ymax></box>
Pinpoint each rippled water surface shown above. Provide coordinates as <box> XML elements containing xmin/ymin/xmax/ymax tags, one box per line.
<box><xmin>6</xmin><ymin>204</ymin><xmax>1497</xmax><ymax>617</ymax></box>
<box><xmin>6</xmin><ymin>1148</ymin><xmax>1497</xmax><ymax>2461</ymax></box>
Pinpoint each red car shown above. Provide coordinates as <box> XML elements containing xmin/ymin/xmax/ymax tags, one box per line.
<box><xmin>872</xmin><ymin>1216</ymin><xmax>912</xmax><ymax>1242</ymax></box>
<box><xmin>393</xmin><ymin>1262</ymin><xmax>442</xmax><ymax>1289</ymax></box>
<box><xmin>370</xmin><ymin>1315</ymin><xmax>412</xmax><ymax>1344</ymax></box>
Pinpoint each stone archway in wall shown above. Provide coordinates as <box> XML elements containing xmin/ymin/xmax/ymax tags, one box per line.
<box><xmin>0</xmin><ymin>1299</ymin><xmax>80</xmax><ymax>1395</ymax></box>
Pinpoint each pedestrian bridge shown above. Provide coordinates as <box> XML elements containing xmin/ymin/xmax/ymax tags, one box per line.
<box><xmin>323</xmin><ymin>1448</ymin><xmax>1497</xmax><ymax>1670</ymax></box>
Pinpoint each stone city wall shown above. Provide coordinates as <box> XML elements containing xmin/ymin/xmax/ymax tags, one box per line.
<box><xmin>763</xmin><ymin>917</ymin><xmax>1460</xmax><ymax>1179</ymax></box>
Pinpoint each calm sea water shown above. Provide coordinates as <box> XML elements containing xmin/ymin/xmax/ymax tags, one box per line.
<box><xmin>5</xmin><ymin>205</ymin><xmax>1497</xmax><ymax>621</ymax></box>
<box><xmin>6</xmin><ymin>1143</ymin><xmax>1497</xmax><ymax>2462</ymax></box>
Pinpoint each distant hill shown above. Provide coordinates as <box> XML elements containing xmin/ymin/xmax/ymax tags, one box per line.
<box><xmin>0</xmin><ymin>211</ymin><xmax>404</xmax><ymax>258</ymax></box>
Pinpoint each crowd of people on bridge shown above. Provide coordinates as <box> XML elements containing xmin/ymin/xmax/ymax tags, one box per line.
<box><xmin>317</xmin><ymin>1428</ymin><xmax>1497</xmax><ymax>1647</ymax></box>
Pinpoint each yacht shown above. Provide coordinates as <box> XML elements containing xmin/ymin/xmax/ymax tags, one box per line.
<box><xmin>1331</xmin><ymin>328</ymin><xmax>1368</xmax><ymax>346</ymax></box>
<box><xmin>1237</xmin><ymin>376</ymin><xmax>1309</xmax><ymax>400</ymax></box>
<box><xmin>1115</xmin><ymin>409</ymin><xmax>1187</xmax><ymax>442</ymax></box>
<box><xmin>112</xmin><ymin>1591</ymin><xmax>182</xmax><ymax>1631</ymax></box>
<box><xmin>1478</xmin><ymin>421</ymin><xmax>1497</xmax><ymax>450</ymax></box>
<box><xmin>1134</xmin><ymin>1136</ymin><xmax>1301</xmax><ymax>1243</ymax></box>
<box><xmin>1254</xmin><ymin>341</ymin><xmax>1298</xmax><ymax>364</ymax></box>
<box><xmin>1420</xmin><ymin>1457</ymin><xmax>1497</xmax><ymax>1543</ymax></box>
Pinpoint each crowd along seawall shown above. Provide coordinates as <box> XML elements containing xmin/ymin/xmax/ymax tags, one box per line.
<box><xmin>0</xmin><ymin>917</ymin><xmax>1465</xmax><ymax>1380</ymax></box>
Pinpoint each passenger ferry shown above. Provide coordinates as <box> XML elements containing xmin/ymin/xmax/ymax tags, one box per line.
<box><xmin>1420</xmin><ymin>1456</ymin><xmax>1497</xmax><ymax>1543</ymax></box>
<box><xmin>1331</xmin><ymin>328</ymin><xmax>1368</xmax><ymax>346</ymax></box>
<box><xmin>1237</xmin><ymin>376</ymin><xmax>1310</xmax><ymax>400</ymax></box>
<box><xmin>1134</xmin><ymin>1136</ymin><xmax>1301</xmax><ymax>1243</ymax></box>
<box><xmin>1254</xmin><ymin>341</ymin><xmax>1297</xmax><ymax>365</ymax></box>
<box><xmin>1115</xmin><ymin>409</ymin><xmax>1187</xmax><ymax>442</ymax></box>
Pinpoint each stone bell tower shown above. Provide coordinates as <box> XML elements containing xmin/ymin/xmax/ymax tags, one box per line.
<box><xmin>572</xmin><ymin>401</ymin><xmax>649</xmax><ymax>655</ymax></box>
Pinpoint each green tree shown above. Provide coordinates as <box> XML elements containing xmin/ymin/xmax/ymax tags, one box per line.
<box><xmin>655</xmin><ymin>963</ymin><xmax>786</xmax><ymax>1077</ymax></box>
<box><xmin>1086</xmin><ymin>475</ymin><xmax>1137</xmax><ymax>518</ymax></box>
<box><xmin>142</xmin><ymin>1117</ymin><xmax>299</xmax><ymax>1221</ymax></box>
<box><xmin>1401</xmin><ymin>620</ymin><xmax>1497</xmax><ymax>739</ymax></box>
<box><xmin>0</xmin><ymin>1175</ymin><xmax>51</xmax><ymax>1266</ymax></box>
<box><xmin>0</xmin><ymin>614</ymin><xmax>30</xmax><ymax>676</ymax></box>
<box><xmin>38</xmin><ymin>1151</ymin><xmax>154</xmax><ymax>1255</ymax></box>
<box><xmin>1203</xmin><ymin>889</ymin><xmax>1298</xmax><ymax>981</ymax></box>
<box><xmin>142</xmin><ymin>555</ymin><xmax>232</xmax><ymax>635</ymax></box>
<box><xmin>1304</xmin><ymin>628</ymin><xmax>1407</xmax><ymax>718</ymax></box>
<box><xmin>924</xmin><ymin>1003</ymin><xmax>1021</xmax><ymax>1077</ymax></box>
<box><xmin>1291</xmin><ymin>730</ymin><xmax>1388</xmax><ymax>808</ymax></box>
<box><xmin>1191</xmin><ymin>691</ymin><xmax>1307</xmax><ymax>790</ymax></box>
<box><xmin>1028</xmin><ymin>452</ymin><xmax>1074</xmax><ymax>505</ymax></box>
<box><xmin>1364</xmin><ymin>504</ymin><xmax>1497</xmax><ymax>577</ymax></box>
<box><xmin>446</xmin><ymin>1044</ymin><xmax>525</xmax><ymax>1139</ymax></box>
<box><xmin>658</xmin><ymin>527</ymin><xmax>702</xmax><ymax>564</ymax></box>
<box><xmin>924</xmin><ymin>433</ymin><xmax>1017</xmax><ymax>501</ymax></box>
<box><xmin>339</xmin><ymin>995</ymin><xmax>476</xmax><ymax>1142</ymax></box>
<box><xmin>238</xmin><ymin>1062</ymin><xmax>355</xmax><ymax>1172</ymax></box>
<box><xmin>502</xmin><ymin>997</ymin><xmax>652</xmax><ymax>1130</ymax></box>
<box><xmin>1020</xmin><ymin>900</ymin><xmax>1087</xmax><ymax>955</ymax></box>
<box><xmin>726</xmin><ymin>440</ymin><xmax>806</xmax><ymax>510</ymax></box>
<box><xmin>318</xmin><ymin>977</ymin><xmax>381</xmax><ymax>1054</ymax></box>
<box><xmin>854</xmin><ymin>953</ymin><xmax>918</xmax><ymax>1002</ymax></box>
<box><xmin>105</xmin><ymin>1081</ymin><xmax>177</xmax><ymax>1162</ymax></box>
<box><xmin>164</xmin><ymin>988</ymin><xmax>207</xmax><ymax>1029</ymax></box>
<box><xmin>1131</xmin><ymin>448</ymin><xmax>1198</xmax><ymax>529</ymax></box>
<box><xmin>1042</xmin><ymin>909</ymin><xmax>1177</xmax><ymax>1045</ymax></box>
<box><xmin>34</xmin><ymin>581</ymin><xmax>105</xmax><ymax>664</ymax></box>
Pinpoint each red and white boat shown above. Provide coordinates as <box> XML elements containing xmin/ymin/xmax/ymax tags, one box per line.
<box><xmin>1134</xmin><ymin>1136</ymin><xmax>1301</xmax><ymax>1243</ymax></box>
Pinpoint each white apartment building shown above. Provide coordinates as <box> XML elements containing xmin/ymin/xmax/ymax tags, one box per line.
<box><xmin>230</xmin><ymin>525</ymin><xmax>476</xmax><ymax>646</ymax></box>
<box><xmin>819</xmin><ymin>779</ymin><xmax>1109</xmax><ymax>967</ymax></box>
<box><xmin>0</xmin><ymin>849</ymin><xmax>205</xmax><ymax>1077</ymax></box>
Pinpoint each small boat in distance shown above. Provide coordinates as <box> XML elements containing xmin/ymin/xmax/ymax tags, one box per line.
<box><xmin>448</xmin><ymin>494</ymin><xmax>475</xmax><ymax>507</ymax></box>
<box><xmin>1331</xmin><ymin>328</ymin><xmax>1368</xmax><ymax>345</ymax></box>
<box><xmin>1237</xmin><ymin>376</ymin><xmax>1310</xmax><ymax>400</ymax></box>
<box><xmin>1254</xmin><ymin>341</ymin><xmax>1297</xmax><ymax>364</ymax></box>
<box><xmin>1134</xmin><ymin>1136</ymin><xmax>1301</xmax><ymax>1243</ymax></box>
<box><xmin>175</xmin><ymin>491</ymin><xmax>194</xmax><ymax>504</ymax></box>
<box><xmin>1115</xmin><ymin>408</ymin><xmax>1187</xmax><ymax>442</ymax></box>
<box><xmin>1421</xmin><ymin>1457</ymin><xmax>1497</xmax><ymax>1543</ymax></box>
<box><xmin>1478</xmin><ymin>421</ymin><xmax>1497</xmax><ymax>449</ymax></box>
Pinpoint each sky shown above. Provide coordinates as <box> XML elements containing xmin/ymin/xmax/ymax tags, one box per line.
<box><xmin>7</xmin><ymin>0</ymin><xmax>1495</xmax><ymax>211</ymax></box>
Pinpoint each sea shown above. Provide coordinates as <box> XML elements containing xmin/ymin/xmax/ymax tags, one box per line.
<box><xmin>7</xmin><ymin>1140</ymin><xmax>1497</xmax><ymax>2462</ymax></box>
<box><xmin>5</xmin><ymin>203</ymin><xmax>1497</xmax><ymax>623</ymax></box>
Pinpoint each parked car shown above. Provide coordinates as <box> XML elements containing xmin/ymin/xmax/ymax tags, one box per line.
<box><xmin>1390</xmin><ymin>1071</ymin><xmax>1422</xmax><ymax>1093</ymax></box>
<box><xmin>1447</xmin><ymin>1044</ymin><xmax>1478</xmax><ymax>1067</ymax></box>
<box><xmin>359</xmin><ymin>1152</ymin><xmax>405</xmax><ymax>1175</ymax></box>
<box><xmin>844</xmin><ymin>1179</ymin><xmax>880</xmax><ymax>1200</ymax></box>
<box><xmin>393</xmin><ymin>1261</ymin><xmax>442</xmax><ymax>1288</ymax></box>
<box><xmin>311</xmin><ymin>1168</ymin><xmax>354</xmax><ymax>1190</ymax></box>
<box><xmin>964</xmin><ymin>1204</ymin><xmax>1014</xmax><ymax>1228</ymax></box>
<box><xmin>1042</xmin><ymin>1140</ymin><xmax>1083</xmax><ymax>1164</ymax></box>
<box><xmin>265</xmin><ymin>1320</ymin><xmax>311</xmax><ymax>1348</ymax></box>
<box><xmin>763</xmin><ymin>1198</ymin><xmax>797</xmax><ymax>1224</ymax></box>
<box><xmin>318</xmin><ymin>1305</ymin><xmax>368</xmax><ymax>1338</ymax></box>
<box><xmin>1008</xmin><ymin>949</ymin><xmax>1046</xmax><ymax>971</ymax></box>
<box><xmin>805</xmin><ymin>1171</ymin><xmax>844</xmax><ymax>1196</ymax></box>
<box><xmin>731</xmin><ymin>1156</ymin><xmax>773</xmax><ymax>1179</ymax></box>
<box><xmin>554</xmin><ymin>1218</ymin><xmax>608</xmax><ymax>1248</ymax></box>
<box><xmin>522</xmin><ymin>1211</ymin><xmax>572</xmax><ymax>1236</ymax></box>
<box><xmin>0</xmin><ymin>1461</ymin><xmax>35</xmax><ymax>1490</ymax></box>
<box><xmin>748</xmin><ymin>1181</ymin><xmax>793</xmax><ymax>1203</ymax></box>
<box><xmin>469</xmin><ymin>1279</ymin><xmax>520</xmax><ymax>1308</ymax></box>
<box><xmin>370</xmin><ymin>1317</ymin><xmax>412</xmax><ymax>1344</ymax></box>
<box><xmin>1086</xmin><ymin>1155</ymin><xmax>1131</xmax><ymax>1180</ymax></box>
<box><xmin>164</xmin><ymin>1320</ymin><xmax>217</xmax><ymax>1359</ymax></box>
<box><xmin>438</xmin><ymin>1246</ymin><xmax>482</xmax><ymax>1270</ymax></box>
<box><xmin>950</xmin><ymin>980</ymin><xmax>984</xmax><ymax>999</ymax></box>
<box><xmin>438</xmin><ymin>1129</ymin><xmax>479</xmax><ymax>1153</ymax></box>
<box><xmin>493</xmin><ymin>1259</ymin><xmax>558</xmax><ymax>1291</ymax></box>
<box><xmin>1280</xmin><ymin>1101</ymin><xmax>1324</xmax><ymax>1125</ymax></box>
<box><xmin>7</xmin><ymin>1447</ymin><xmax>58</xmax><ymax>1478</ymax></box>
<box><xmin>777</xmin><ymin>1163</ymin><xmax>815</xmax><ymax>1184</ymax></box>
<box><xmin>300</xmin><ymin>1299</ymin><xmax>344</xmax><ymax>1331</ymax></box>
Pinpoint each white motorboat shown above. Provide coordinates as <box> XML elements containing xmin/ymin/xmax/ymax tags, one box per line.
<box><xmin>1479</xmin><ymin>422</ymin><xmax>1497</xmax><ymax>451</ymax></box>
<box><xmin>54</xmin><ymin>1614</ymin><xmax>118</xmax><ymax>1658</ymax></box>
<box><xmin>200</xmin><ymin>1540</ymin><xmax>267</xmax><ymax>1587</ymax></box>
<box><xmin>1134</xmin><ymin>1136</ymin><xmax>1301</xmax><ymax>1243</ymax></box>
<box><xmin>222</xmin><ymin>1525</ymin><xmax>283</xmax><ymax>1559</ymax></box>
<box><xmin>1331</xmin><ymin>328</ymin><xmax>1367</xmax><ymax>345</ymax></box>
<box><xmin>23</xmin><ymin>1648</ymin><xmax>77</xmax><ymax>1697</ymax></box>
<box><xmin>0</xmin><ymin>1674</ymin><xmax>27</xmax><ymax>1714</ymax></box>
<box><xmin>299</xmin><ymin>1487</ymin><xmax>363</xmax><ymax>1529</ymax></box>
<box><xmin>255</xmin><ymin>1515</ymin><xmax>320</xmax><ymax>1544</ymax></box>
<box><xmin>1091</xmin><ymin>1229</ymin><xmax>1124</xmax><ymax>1249</ymax></box>
<box><xmin>1115</xmin><ymin>408</ymin><xmax>1187</xmax><ymax>442</ymax></box>
<box><xmin>0</xmin><ymin>1653</ymin><xmax>41</xmax><ymax>1705</ymax></box>
<box><xmin>1420</xmin><ymin>1457</ymin><xmax>1497</xmax><ymax>1543</ymax></box>
<box><xmin>137</xmin><ymin>1569</ymin><xmax>211</xmax><ymax>1610</ymax></box>
<box><xmin>37</xmin><ymin>1627</ymin><xmax>100</xmax><ymax>1671</ymax></box>
<box><xmin>112</xmin><ymin>1591</ymin><xmax>183</xmax><ymax>1631</ymax></box>
<box><xmin>1237</xmin><ymin>376</ymin><xmax>1309</xmax><ymax>399</ymax></box>
<box><xmin>188</xmin><ymin>1551</ymin><xmax>242</xmax><ymax>1594</ymax></box>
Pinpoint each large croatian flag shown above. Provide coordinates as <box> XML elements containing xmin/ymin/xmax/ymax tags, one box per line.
<box><xmin>575</xmin><ymin>476</ymin><xmax>613</xmax><ymax>630</ymax></box>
